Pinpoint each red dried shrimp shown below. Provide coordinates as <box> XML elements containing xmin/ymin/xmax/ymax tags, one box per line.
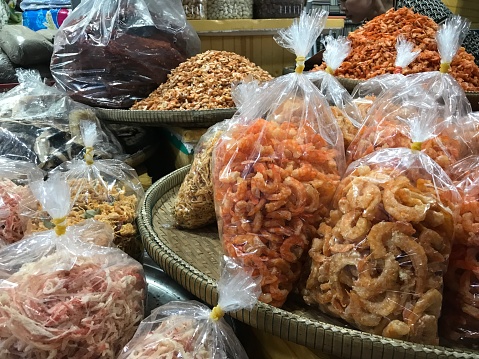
<box><xmin>213</xmin><ymin>118</ymin><xmax>341</xmax><ymax>307</ymax></box>
<box><xmin>314</xmin><ymin>8</ymin><xmax>479</xmax><ymax>92</ymax></box>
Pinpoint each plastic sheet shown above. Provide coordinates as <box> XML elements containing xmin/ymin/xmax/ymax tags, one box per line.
<box><xmin>118</xmin><ymin>256</ymin><xmax>260</xmax><ymax>359</ymax></box>
<box><xmin>303</xmin><ymin>147</ymin><xmax>459</xmax><ymax>345</ymax></box>
<box><xmin>0</xmin><ymin>69</ymin><xmax>125</xmax><ymax>170</ymax></box>
<box><xmin>0</xmin><ymin>175</ymin><xmax>146</xmax><ymax>358</ymax></box>
<box><xmin>51</xmin><ymin>0</ymin><xmax>201</xmax><ymax>108</ymax></box>
<box><xmin>212</xmin><ymin>10</ymin><xmax>345</xmax><ymax>308</ymax></box>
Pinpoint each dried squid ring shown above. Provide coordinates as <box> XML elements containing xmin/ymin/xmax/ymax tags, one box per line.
<box><xmin>382</xmin><ymin>176</ymin><xmax>432</xmax><ymax>222</ymax></box>
<box><xmin>344</xmin><ymin>177</ymin><xmax>382</xmax><ymax>220</ymax></box>
<box><xmin>335</xmin><ymin>210</ymin><xmax>372</xmax><ymax>243</ymax></box>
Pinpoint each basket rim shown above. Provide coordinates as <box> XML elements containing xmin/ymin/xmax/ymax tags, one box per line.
<box><xmin>137</xmin><ymin>166</ymin><xmax>479</xmax><ymax>359</ymax></box>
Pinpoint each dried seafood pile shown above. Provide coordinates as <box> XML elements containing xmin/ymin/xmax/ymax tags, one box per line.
<box><xmin>314</xmin><ymin>8</ymin><xmax>479</xmax><ymax>92</ymax></box>
<box><xmin>131</xmin><ymin>50</ymin><xmax>272</xmax><ymax>111</ymax></box>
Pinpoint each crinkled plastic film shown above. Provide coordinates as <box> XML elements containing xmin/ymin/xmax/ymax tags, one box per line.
<box><xmin>347</xmin><ymin>17</ymin><xmax>475</xmax><ymax>172</ymax></box>
<box><xmin>31</xmin><ymin>121</ymin><xmax>145</xmax><ymax>258</ymax></box>
<box><xmin>0</xmin><ymin>157</ymin><xmax>43</xmax><ymax>248</ymax></box>
<box><xmin>307</xmin><ymin>35</ymin><xmax>362</xmax><ymax>150</ymax></box>
<box><xmin>347</xmin><ymin>91</ymin><xmax>473</xmax><ymax>171</ymax></box>
<box><xmin>351</xmin><ymin>35</ymin><xmax>421</xmax><ymax>114</ymax></box>
<box><xmin>212</xmin><ymin>9</ymin><xmax>346</xmax><ymax>308</ymax></box>
<box><xmin>441</xmin><ymin>155</ymin><xmax>479</xmax><ymax>346</ymax></box>
<box><xmin>0</xmin><ymin>69</ymin><xmax>124</xmax><ymax>170</ymax></box>
<box><xmin>303</xmin><ymin>147</ymin><xmax>459</xmax><ymax>345</ymax></box>
<box><xmin>50</xmin><ymin>0</ymin><xmax>201</xmax><ymax>108</ymax></box>
<box><xmin>173</xmin><ymin>79</ymin><xmax>265</xmax><ymax>229</ymax></box>
<box><xmin>0</xmin><ymin>176</ymin><xmax>146</xmax><ymax>358</ymax></box>
<box><xmin>118</xmin><ymin>256</ymin><xmax>260</xmax><ymax>359</ymax></box>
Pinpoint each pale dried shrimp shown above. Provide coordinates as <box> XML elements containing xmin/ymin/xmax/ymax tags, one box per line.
<box><xmin>213</xmin><ymin>118</ymin><xmax>341</xmax><ymax>307</ymax></box>
<box><xmin>313</xmin><ymin>8</ymin><xmax>479</xmax><ymax>92</ymax></box>
<box><xmin>303</xmin><ymin>165</ymin><xmax>455</xmax><ymax>345</ymax></box>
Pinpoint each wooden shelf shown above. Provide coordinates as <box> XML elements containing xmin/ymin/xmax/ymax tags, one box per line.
<box><xmin>189</xmin><ymin>17</ymin><xmax>344</xmax><ymax>35</ymax></box>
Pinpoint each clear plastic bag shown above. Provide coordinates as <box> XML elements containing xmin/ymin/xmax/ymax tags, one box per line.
<box><xmin>441</xmin><ymin>155</ymin><xmax>479</xmax><ymax>346</ymax></box>
<box><xmin>0</xmin><ymin>69</ymin><xmax>124</xmax><ymax>170</ymax></box>
<box><xmin>347</xmin><ymin>17</ymin><xmax>474</xmax><ymax>171</ymax></box>
<box><xmin>303</xmin><ymin>147</ymin><xmax>459</xmax><ymax>345</ymax></box>
<box><xmin>212</xmin><ymin>10</ymin><xmax>345</xmax><ymax>308</ymax></box>
<box><xmin>307</xmin><ymin>35</ymin><xmax>362</xmax><ymax>150</ymax></box>
<box><xmin>0</xmin><ymin>157</ymin><xmax>43</xmax><ymax>247</ymax></box>
<box><xmin>51</xmin><ymin>0</ymin><xmax>201</xmax><ymax>108</ymax></box>
<box><xmin>173</xmin><ymin>78</ymin><xmax>265</xmax><ymax>229</ymax></box>
<box><xmin>118</xmin><ymin>256</ymin><xmax>260</xmax><ymax>359</ymax></box>
<box><xmin>351</xmin><ymin>35</ymin><xmax>421</xmax><ymax>117</ymax></box>
<box><xmin>0</xmin><ymin>175</ymin><xmax>146</xmax><ymax>358</ymax></box>
<box><xmin>31</xmin><ymin>121</ymin><xmax>145</xmax><ymax>259</ymax></box>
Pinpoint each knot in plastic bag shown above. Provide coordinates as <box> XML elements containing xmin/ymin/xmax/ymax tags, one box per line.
<box><xmin>84</xmin><ymin>146</ymin><xmax>94</xmax><ymax>165</ymax></box>
<box><xmin>440</xmin><ymin>62</ymin><xmax>451</xmax><ymax>74</ymax></box>
<box><xmin>295</xmin><ymin>56</ymin><xmax>306</xmax><ymax>73</ymax></box>
<box><xmin>394</xmin><ymin>66</ymin><xmax>403</xmax><ymax>74</ymax></box>
<box><xmin>51</xmin><ymin>216</ymin><xmax>67</xmax><ymax>236</ymax></box>
<box><xmin>209</xmin><ymin>305</ymin><xmax>225</xmax><ymax>321</ymax></box>
<box><xmin>325</xmin><ymin>66</ymin><xmax>334</xmax><ymax>75</ymax></box>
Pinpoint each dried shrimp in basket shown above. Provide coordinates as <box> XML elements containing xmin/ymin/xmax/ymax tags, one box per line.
<box><xmin>303</xmin><ymin>148</ymin><xmax>458</xmax><ymax>345</ymax></box>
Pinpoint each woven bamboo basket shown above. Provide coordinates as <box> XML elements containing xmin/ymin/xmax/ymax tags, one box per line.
<box><xmin>137</xmin><ymin>166</ymin><xmax>479</xmax><ymax>359</ymax></box>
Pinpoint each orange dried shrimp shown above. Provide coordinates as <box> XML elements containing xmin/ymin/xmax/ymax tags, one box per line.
<box><xmin>313</xmin><ymin>8</ymin><xmax>479</xmax><ymax>92</ymax></box>
<box><xmin>347</xmin><ymin>118</ymin><xmax>467</xmax><ymax>170</ymax></box>
<box><xmin>441</xmin><ymin>158</ymin><xmax>479</xmax><ymax>345</ymax></box>
<box><xmin>303</xmin><ymin>164</ymin><xmax>455</xmax><ymax>345</ymax></box>
<box><xmin>213</xmin><ymin>118</ymin><xmax>341</xmax><ymax>307</ymax></box>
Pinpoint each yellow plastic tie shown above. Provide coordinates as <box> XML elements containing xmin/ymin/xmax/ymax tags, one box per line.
<box><xmin>52</xmin><ymin>216</ymin><xmax>67</xmax><ymax>236</ymax></box>
<box><xmin>295</xmin><ymin>56</ymin><xmax>306</xmax><ymax>74</ymax></box>
<box><xmin>209</xmin><ymin>305</ymin><xmax>225</xmax><ymax>321</ymax></box>
<box><xmin>325</xmin><ymin>66</ymin><xmax>334</xmax><ymax>75</ymax></box>
<box><xmin>440</xmin><ymin>62</ymin><xmax>451</xmax><ymax>74</ymax></box>
<box><xmin>84</xmin><ymin>146</ymin><xmax>94</xmax><ymax>165</ymax></box>
<box><xmin>411</xmin><ymin>142</ymin><xmax>422</xmax><ymax>151</ymax></box>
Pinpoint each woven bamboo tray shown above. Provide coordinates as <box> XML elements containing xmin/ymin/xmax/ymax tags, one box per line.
<box><xmin>138</xmin><ymin>166</ymin><xmax>479</xmax><ymax>359</ymax></box>
<box><xmin>95</xmin><ymin>108</ymin><xmax>237</xmax><ymax>128</ymax></box>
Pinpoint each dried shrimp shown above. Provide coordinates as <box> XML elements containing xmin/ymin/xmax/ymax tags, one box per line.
<box><xmin>213</xmin><ymin>118</ymin><xmax>342</xmax><ymax>307</ymax></box>
<box><xmin>313</xmin><ymin>8</ymin><xmax>479</xmax><ymax>92</ymax></box>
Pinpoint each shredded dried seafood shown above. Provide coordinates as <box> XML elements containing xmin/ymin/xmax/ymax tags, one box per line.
<box><xmin>0</xmin><ymin>252</ymin><xmax>145</xmax><ymax>358</ymax></box>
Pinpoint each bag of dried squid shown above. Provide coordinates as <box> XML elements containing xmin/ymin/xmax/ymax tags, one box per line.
<box><xmin>28</xmin><ymin>120</ymin><xmax>145</xmax><ymax>260</ymax></box>
<box><xmin>441</xmin><ymin>155</ymin><xmax>479</xmax><ymax>346</ymax></box>
<box><xmin>303</xmin><ymin>147</ymin><xmax>459</xmax><ymax>345</ymax></box>
<box><xmin>212</xmin><ymin>9</ymin><xmax>346</xmax><ymax>308</ymax></box>
<box><xmin>307</xmin><ymin>35</ymin><xmax>363</xmax><ymax>150</ymax></box>
<box><xmin>347</xmin><ymin>16</ymin><xmax>475</xmax><ymax>171</ymax></box>
<box><xmin>0</xmin><ymin>175</ymin><xmax>146</xmax><ymax>358</ymax></box>
<box><xmin>173</xmin><ymin>78</ymin><xmax>265</xmax><ymax>229</ymax></box>
<box><xmin>0</xmin><ymin>157</ymin><xmax>43</xmax><ymax>248</ymax></box>
<box><xmin>351</xmin><ymin>35</ymin><xmax>421</xmax><ymax>118</ymax></box>
<box><xmin>118</xmin><ymin>256</ymin><xmax>260</xmax><ymax>359</ymax></box>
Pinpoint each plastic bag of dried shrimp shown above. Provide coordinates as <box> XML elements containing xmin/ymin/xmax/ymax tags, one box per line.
<box><xmin>173</xmin><ymin>78</ymin><xmax>265</xmax><ymax>229</ymax></box>
<box><xmin>118</xmin><ymin>256</ymin><xmax>260</xmax><ymax>359</ymax></box>
<box><xmin>29</xmin><ymin>120</ymin><xmax>145</xmax><ymax>260</ymax></box>
<box><xmin>347</xmin><ymin>17</ymin><xmax>475</xmax><ymax>171</ymax></box>
<box><xmin>307</xmin><ymin>35</ymin><xmax>362</xmax><ymax>150</ymax></box>
<box><xmin>351</xmin><ymin>35</ymin><xmax>421</xmax><ymax>117</ymax></box>
<box><xmin>303</xmin><ymin>147</ymin><xmax>459</xmax><ymax>345</ymax></box>
<box><xmin>0</xmin><ymin>175</ymin><xmax>146</xmax><ymax>359</ymax></box>
<box><xmin>212</xmin><ymin>9</ymin><xmax>346</xmax><ymax>308</ymax></box>
<box><xmin>0</xmin><ymin>157</ymin><xmax>43</xmax><ymax>248</ymax></box>
<box><xmin>440</xmin><ymin>155</ymin><xmax>479</xmax><ymax>346</ymax></box>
